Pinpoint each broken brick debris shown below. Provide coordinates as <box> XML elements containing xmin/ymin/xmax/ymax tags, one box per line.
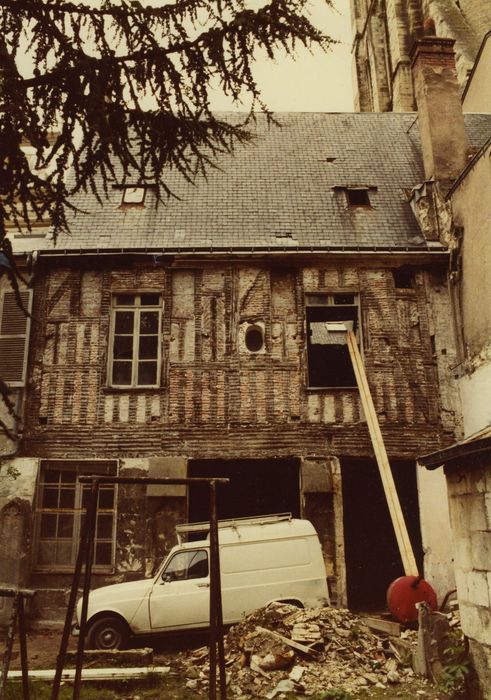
<box><xmin>172</xmin><ymin>602</ymin><xmax>428</xmax><ymax>697</ymax></box>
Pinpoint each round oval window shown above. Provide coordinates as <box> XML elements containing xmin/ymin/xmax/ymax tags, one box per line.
<box><xmin>245</xmin><ymin>326</ymin><xmax>264</xmax><ymax>352</ymax></box>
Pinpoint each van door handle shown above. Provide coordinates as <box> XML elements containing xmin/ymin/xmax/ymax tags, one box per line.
<box><xmin>197</xmin><ymin>583</ymin><xmax>210</xmax><ymax>588</ymax></box>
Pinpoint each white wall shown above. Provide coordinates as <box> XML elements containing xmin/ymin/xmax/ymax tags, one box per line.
<box><xmin>417</xmin><ymin>463</ymin><xmax>456</xmax><ymax>598</ymax></box>
<box><xmin>459</xmin><ymin>360</ymin><xmax>491</xmax><ymax>437</ymax></box>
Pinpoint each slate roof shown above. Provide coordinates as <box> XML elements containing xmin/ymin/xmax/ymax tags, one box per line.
<box><xmin>15</xmin><ymin>112</ymin><xmax>491</xmax><ymax>254</ymax></box>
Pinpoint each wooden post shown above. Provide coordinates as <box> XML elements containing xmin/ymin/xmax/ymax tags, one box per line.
<box><xmin>346</xmin><ymin>330</ymin><xmax>419</xmax><ymax>576</ymax></box>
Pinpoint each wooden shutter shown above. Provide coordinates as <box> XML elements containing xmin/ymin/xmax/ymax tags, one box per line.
<box><xmin>0</xmin><ymin>289</ymin><xmax>32</xmax><ymax>386</ymax></box>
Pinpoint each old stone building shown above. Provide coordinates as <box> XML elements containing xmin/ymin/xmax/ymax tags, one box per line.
<box><xmin>416</xmin><ymin>33</ymin><xmax>491</xmax><ymax>698</ymax></box>
<box><xmin>1</xmin><ymin>101</ymin><xmax>491</xmax><ymax>628</ymax></box>
<box><xmin>350</xmin><ymin>0</ymin><xmax>491</xmax><ymax>111</ymax></box>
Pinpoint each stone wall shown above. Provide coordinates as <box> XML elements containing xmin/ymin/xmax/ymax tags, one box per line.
<box><xmin>350</xmin><ymin>0</ymin><xmax>488</xmax><ymax>113</ymax></box>
<box><xmin>445</xmin><ymin>457</ymin><xmax>491</xmax><ymax>698</ymax></box>
<box><xmin>0</xmin><ymin>458</ymin><xmax>38</xmax><ymax>625</ymax></box>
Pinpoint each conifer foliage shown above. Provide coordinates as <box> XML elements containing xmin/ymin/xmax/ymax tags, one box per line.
<box><xmin>1</xmin><ymin>0</ymin><xmax>332</xmax><ymax>238</ymax></box>
<box><xmin>0</xmin><ymin>0</ymin><xmax>332</xmax><ymax>438</ymax></box>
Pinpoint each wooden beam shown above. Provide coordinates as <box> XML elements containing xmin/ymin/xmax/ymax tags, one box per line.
<box><xmin>7</xmin><ymin>667</ymin><xmax>171</xmax><ymax>683</ymax></box>
<box><xmin>361</xmin><ymin>616</ymin><xmax>401</xmax><ymax>636</ymax></box>
<box><xmin>346</xmin><ymin>331</ymin><xmax>419</xmax><ymax>576</ymax></box>
<box><xmin>255</xmin><ymin>626</ymin><xmax>321</xmax><ymax>657</ymax></box>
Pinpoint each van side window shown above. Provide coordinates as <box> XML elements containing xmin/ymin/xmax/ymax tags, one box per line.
<box><xmin>162</xmin><ymin>550</ymin><xmax>208</xmax><ymax>581</ymax></box>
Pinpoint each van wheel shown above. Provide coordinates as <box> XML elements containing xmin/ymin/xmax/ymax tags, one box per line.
<box><xmin>87</xmin><ymin>615</ymin><xmax>128</xmax><ymax>650</ymax></box>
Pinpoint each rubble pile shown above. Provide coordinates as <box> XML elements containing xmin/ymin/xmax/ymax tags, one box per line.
<box><xmin>175</xmin><ymin>602</ymin><xmax>421</xmax><ymax>698</ymax></box>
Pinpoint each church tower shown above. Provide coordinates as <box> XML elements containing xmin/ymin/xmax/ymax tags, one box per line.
<box><xmin>351</xmin><ymin>0</ymin><xmax>491</xmax><ymax>112</ymax></box>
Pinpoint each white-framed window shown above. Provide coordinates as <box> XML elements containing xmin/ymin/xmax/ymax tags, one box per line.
<box><xmin>305</xmin><ymin>293</ymin><xmax>361</xmax><ymax>388</ymax></box>
<box><xmin>0</xmin><ymin>288</ymin><xmax>33</xmax><ymax>387</ymax></box>
<box><xmin>34</xmin><ymin>460</ymin><xmax>118</xmax><ymax>571</ymax></box>
<box><xmin>108</xmin><ymin>293</ymin><xmax>162</xmax><ymax>388</ymax></box>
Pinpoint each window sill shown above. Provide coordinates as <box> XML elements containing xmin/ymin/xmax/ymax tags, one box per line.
<box><xmin>306</xmin><ymin>386</ymin><xmax>359</xmax><ymax>391</ymax></box>
<box><xmin>102</xmin><ymin>386</ymin><xmax>165</xmax><ymax>394</ymax></box>
<box><xmin>33</xmin><ymin>566</ymin><xmax>116</xmax><ymax>575</ymax></box>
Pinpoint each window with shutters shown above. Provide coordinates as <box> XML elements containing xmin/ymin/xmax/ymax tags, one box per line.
<box><xmin>0</xmin><ymin>289</ymin><xmax>32</xmax><ymax>387</ymax></box>
<box><xmin>34</xmin><ymin>460</ymin><xmax>118</xmax><ymax>571</ymax></box>
<box><xmin>108</xmin><ymin>293</ymin><xmax>162</xmax><ymax>387</ymax></box>
<box><xmin>305</xmin><ymin>293</ymin><xmax>361</xmax><ymax>388</ymax></box>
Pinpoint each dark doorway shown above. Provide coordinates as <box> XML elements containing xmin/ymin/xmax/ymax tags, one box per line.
<box><xmin>188</xmin><ymin>458</ymin><xmax>301</xmax><ymax>523</ymax></box>
<box><xmin>341</xmin><ymin>458</ymin><xmax>423</xmax><ymax>611</ymax></box>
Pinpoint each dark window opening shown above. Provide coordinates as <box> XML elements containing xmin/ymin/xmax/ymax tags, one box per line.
<box><xmin>392</xmin><ymin>267</ymin><xmax>414</xmax><ymax>289</ymax></box>
<box><xmin>346</xmin><ymin>188</ymin><xmax>371</xmax><ymax>207</ymax></box>
<box><xmin>245</xmin><ymin>325</ymin><xmax>264</xmax><ymax>352</ymax></box>
<box><xmin>306</xmin><ymin>302</ymin><xmax>359</xmax><ymax>388</ymax></box>
<box><xmin>188</xmin><ymin>458</ymin><xmax>300</xmax><ymax>524</ymax></box>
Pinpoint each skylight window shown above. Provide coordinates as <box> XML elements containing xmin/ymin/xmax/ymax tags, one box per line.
<box><xmin>346</xmin><ymin>188</ymin><xmax>371</xmax><ymax>207</ymax></box>
<box><xmin>121</xmin><ymin>187</ymin><xmax>146</xmax><ymax>205</ymax></box>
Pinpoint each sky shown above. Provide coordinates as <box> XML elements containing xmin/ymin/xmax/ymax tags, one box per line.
<box><xmin>15</xmin><ymin>0</ymin><xmax>354</xmax><ymax>114</ymax></box>
<box><xmin>210</xmin><ymin>0</ymin><xmax>354</xmax><ymax>112</ymax></box>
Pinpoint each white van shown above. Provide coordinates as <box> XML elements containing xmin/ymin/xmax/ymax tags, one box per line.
<box><xmin>78</xmin><ymin>514</ymin><xmax>329</xmax><ymax>649</ymax></box>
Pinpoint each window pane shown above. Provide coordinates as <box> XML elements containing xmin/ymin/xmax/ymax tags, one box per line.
<box><xmin>140</xmin><ymin>311</ymin><xmax>158</xmax><ymax>334</ymax></box>
<box><xmin>55</xmin><ymin>541</ymin><xmax>72</xmax><ymax>565</ymax></box>
<box><xmin>188</xmin><ymin>551</ymin><xmax>209</xmax><ymax>579</ymax></box>
<box><xmin>334</xmin><ymin>294</ymin><xmax>355</xmax><ymax>305</ymax></box>
<box><xmin>113</xmin><ymin>335</ymin><xmax>133</xmax><ymax>360</ymax></box>
<box><xmin>57</xmin><ymin>514</ymin><xmax>74</xmax><ymax>538</ymax></box>
<box><xmin>44</xmin><ymin>470</ymin><xmax>61</xmax><ymax>484</ymax></box>
<box><xmin>137</xmin><ymin>362</ymin><xmax>157</xmax><ymax>385</ymax></box>
<box><xmin>59</xmin><ymin>488</ymin><xmax>75</xmax><ymax>508</ymax></box>
<box><xmin>42</xmin><ymin>488</ymin><xmax>59</xmax><ymax>508</ymax></box>
<box><xmin>98</xmin><ymin>488</ymin><xmax>114</xmax><ymax>509</ymax></box>
<box><xmin>82</xmin><ymin>487</ymin><xmax>91</xmax><ymax>509</ymax></box>
<box><xmin>95</xmin><ymin>542</ymin><xmax>112</xmax><ymax>565</ymax></box>
<box><xmin>60</xmin><ymin>471</ymin><xmax>76</xmax><ymax>483</ymax></box>
<box><xmin>305</xmin><ymin>294</ymin><xmax>330</xmax><ymax>306</ymax></box>
<box><xmin>40</xmin><ymin>514</ymin><xmax>57</xmax><ymax>538</ymax></box>
<box><xmin>115</xmin><ymin>294</ymin><xmax>136</xmax><ymax>306</ymax></box>
<box><xmin>140</xmin><ymin>294</ymin><xmax>160</xmax><ymax>306</ymax></box>
<box><xmin>38</xmin><ymin>541</ymin><xmax>56</xmax><ymax>565</ymax></box>
<box><xmin>163</xmin><ymin>551</ymin><xmax>192</xmax><ymax>580</ymax></box>
<box><xmin>139</xmin><ymin>335</ymin><xmax>158</xmax><ymax>359</ymax></box>
<box><xmin>115</xmin><ymin>311</ymin><xmax>134</xmax><ymax>334</ymax></box>
<box><xmin>112</xmin><ymin>361</ymin><xmax>132</xmax><ymax>385</ymax></box>
<box><xmin>97</xmin><ymin>514</ymin><xmax>113</xmax><ymax>539</ymax></box>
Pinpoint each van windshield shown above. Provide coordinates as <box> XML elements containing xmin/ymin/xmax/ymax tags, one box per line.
<box><xmin>161</xmin><ymin>549</ymin><xmax>209</xmax><ymax>582</ymax></box>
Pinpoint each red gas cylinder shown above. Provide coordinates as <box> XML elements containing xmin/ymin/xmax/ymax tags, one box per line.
<box><xmin>387</xmin><ymin>575</ymin><xmax>437</xmax><ymax>623</ymax></box>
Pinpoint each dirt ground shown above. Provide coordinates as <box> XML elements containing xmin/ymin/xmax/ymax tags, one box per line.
<box><xmin>1</xmin><ymin>626</ymin><xmax>205</xmax><ymax>670</ymax></box>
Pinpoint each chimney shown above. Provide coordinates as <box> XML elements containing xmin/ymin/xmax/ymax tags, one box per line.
<box><xmin>411</xmin><ymin>37</ymin><xmax>470</xmax><ymax>188</ymax></box>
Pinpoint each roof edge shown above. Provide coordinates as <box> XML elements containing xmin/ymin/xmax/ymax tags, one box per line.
<box><xmin>461</xmin><ymin>30</ymin><xmax>491</xmax><ymax>103</ymax></box>
<box><xmin>419</xmin><ymin>433</ymin><xmax>491</xmax><ymax>470</ymax></box>
<box><xmin>446</xmin><ymin>134</ymin><xmax>491</xmax><ymax>198</ymax></box>
<box><xmin>34</xmin><ymin>245</ymin><xmax>449</xmax><ymax>259</ymax></box>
